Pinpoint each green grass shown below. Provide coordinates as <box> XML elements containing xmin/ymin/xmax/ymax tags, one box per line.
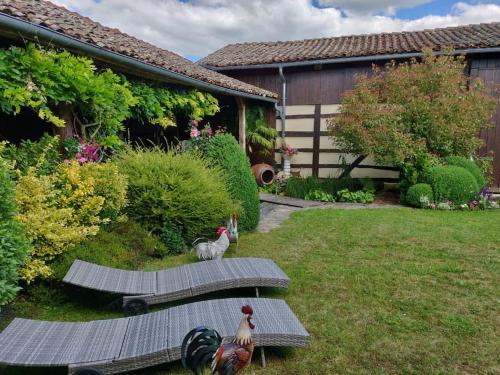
<box><xmin>1</xmin><ymin>209</ymin><xmax>499</xmax><ymax>374</ymax></box>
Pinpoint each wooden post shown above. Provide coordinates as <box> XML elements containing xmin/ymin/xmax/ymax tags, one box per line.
<box><xmin>235</xmin><ymin>97</ymin><xmax>246</xmax><ymax>151</ymax></box>
<box><xmin>53</xmin><ymin>103</ymin><xmax>76</xmax><ymax>141</ymax></box>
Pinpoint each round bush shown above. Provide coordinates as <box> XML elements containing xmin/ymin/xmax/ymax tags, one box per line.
<box><xmin>204</xmin><ymin>134</ymin><xmax>260</xmax><ymax>232</ymax></box>
<box><xmin>115</xmin><ymin>147</ymin><xmax>238</xmax><ymax>242</ymax></box>
<box><xmin>405</xmin><ymin>183</ymin><xmax>433</xmax><ymax>208</ymax></box>
<box><xmin>426</xmin><ymin>166</ymin><xmax>479</xmax><ymax>205</ymax></box>
<box><xmin>444</xmin><ymin>156</ymin><xmax>485</xmax><ymax>188</ymax></box>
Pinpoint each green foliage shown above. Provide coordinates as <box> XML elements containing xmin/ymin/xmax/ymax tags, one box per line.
<box><xmin>305</xmin><ymin>189</ymin><xmax>335</xmax><ymax>202</ymax></box>
<box><xmin>51</xmin><ymin>221</ymin><xmax>165</xmax><ymax>280</ymax></box>
<box><xmin>245</xmin><ymin>105</ymin><xmax>278</xmax><ymax>154</ymax></box>
<box><xmin>0</xmin><ymin>43</ymin><xmax>220</xmax><ymax>148</ymax></box>
<box><xmin>15</xmin><ymin>161</ymin><xmax>126</xmax><ymax>283</ymax></box>
<box><xmin>331</xmin><ymin>49</ymin><xmax>497</xmax><ymax>180</ymax></box>
<box><xmin>158</xmin><ymin>224</ymin><xmax>186</xmax><ymax>256</ymax></box>
<box><xmin>1</xmin><ymin>133</ymin><xmax>60</xmax><ymax>176</ymax></box>
<box><xmin>0</xmin><ymin>43</ymin><xmax>136</xmax><ymax>141</ymax></box>
<box><xmin>129</xmin><ymin>82</ymin><xmax>219</xmax><ymax>126</ymax></box>
<box><xmin>285</xmin><ymin>176</ymin><xmax>322</xmax><ymax>199</ymax></box>
<box><xmin>204</xmin><ymin>134</ymin><xmax>260</xmax><ymax>231</ymax></box>
<box><xmin>80</xmin><ymin>162</ymin><xmax>128</xmax><ymax>222</ymax></box>
<box><xmin>444</xmin><ymin>156</ymin><xmax>486</xmax><ymax>188</ymax></box>
<box><xmin>426</xmin><ymin>166</ymin><xmax>479</xmax><ymax>205</ymax></box>
<box><xmin>0</xmin><ymin>154</ymin><xmax>29</xmax><ymax>306</ymax></box>
<box><xmin>337</xmin><ymin>189</ymin><xmax>375</xmax><ymax>203</ymax></box>
<box><xmin>405</xmin><ymin>183</ymin><xmax>433</xmax><ymax>208</ymax></box>
<box><xmin>115</xmin><ymin>147</ymin><xmax>238</xmax><ymax>241</ymax></box>
<box><xmin>285</xmin><ymin>176</ymin><xmax>363</xmax><ymax>199</ymax></box>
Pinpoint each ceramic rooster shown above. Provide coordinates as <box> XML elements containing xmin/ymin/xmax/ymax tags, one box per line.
<box><xmin>181</xmin><ymin>305</ymin><xmax>255</xmax><ymax>375</ymax></box>
<box><xmin>193</xmin><ymin>226</ymin><xmax>230</xmax><ymax>261</ymax></box>
<box><xmin>227</xmin><ymin>215</ymin><xmax>238</xmax><ymax>248</ymax></box>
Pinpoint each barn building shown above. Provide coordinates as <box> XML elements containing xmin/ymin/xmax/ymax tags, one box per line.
<box><xmin>200</xmin><ymin>23</ymin><xmax>500</xmax><ymax>189</ymax></box>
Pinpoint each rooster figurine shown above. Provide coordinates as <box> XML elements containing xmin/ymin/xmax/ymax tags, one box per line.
<box><xmin>181</xmin><ymin>305</ymin><xmax>255</xmax><ymax>375</ymax></box>
<box><xmin>193</xmin><ymin>226</ymin><xmax>230</xmax><ymax>261</ymax></box>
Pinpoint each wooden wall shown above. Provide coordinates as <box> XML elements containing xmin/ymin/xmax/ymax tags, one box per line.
<box><xmin>470</xmin><ymin>55</ymin><xmax>500</xmax><ymax>189</ymax></box>
<box><xmin>227</xmin><ymin>57</ymin><xmax>500</xmax><ymax>188</ymax></box>
<box><xmin>227</xmin><ymin>63</ymin><xmax>399</xmax><ymax>180</ymax></box>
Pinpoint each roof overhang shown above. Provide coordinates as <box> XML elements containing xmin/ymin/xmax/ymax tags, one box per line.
<box><xmin>202</xmin><ymin>47</ymin><xmax>500</xmax><ymax>71</ymax></box>
<box><xmin>0</xmin><ymin>12</ymin><xmax>277</xmax><ymax>103</ymax></box>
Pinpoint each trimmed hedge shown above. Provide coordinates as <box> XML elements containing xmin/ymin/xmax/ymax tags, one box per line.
<box><xmin>116</xmin><ymin>147</ymin><xmax>238</xmax><ymax>242</ymax></box>
<box><xmin>426</xmin><ymin>166</ymin><xmax>479</xmax><ymax>205</ymax></box>
<box><xmin>285</xmin><ymin>176</ymin><xmax>367</xmax><ymax>199</ymax></box>
<box><xmin>0</xmin><ymin>158</ymin><xmax>29</xmax><ymax>306</ymax></box>
<box><xmin>204</xmin><ymin>134</ymin><xmax>260</xmax><ymax>232</ymax></box>
<box><xmin>444</xmin><ymin>156</ymin><xmax>485</xmax><ymax>188</ymax></box>
<box><xmin>405</xmin><ymin>183</ymin><xmax>433</xmax><ymax>208</ymax></box>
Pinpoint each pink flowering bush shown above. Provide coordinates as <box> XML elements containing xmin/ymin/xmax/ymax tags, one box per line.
<box><xmin>184</xmin><ymin>119</ymin><xmax>226</xmax><ymax>153</ymax></box>
<box><xmin>64</xmin><ymin>138</ymin><xmax>101</xmax><ymax>164</ymax></box>
<box><xmin>281</xmin><ymin>143</ymin><xmax>298</xmax><ymax>157</ymax></box>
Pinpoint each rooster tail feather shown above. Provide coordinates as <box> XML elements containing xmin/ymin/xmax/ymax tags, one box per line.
<box><xmin>181</xmin><ymin>326</ymin><xmax>222</xmax><ymax>374</ymax></box>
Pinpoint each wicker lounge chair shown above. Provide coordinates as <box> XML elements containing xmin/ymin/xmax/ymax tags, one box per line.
<box><xmin>0</xmin><ymin>298</ymin><xmax>309</xmax><ymax>375</ymax></box>
<box><xmin>63</xmin><ymin>258</ymin><xmax>289</xmax><ymax>313</ymax></box>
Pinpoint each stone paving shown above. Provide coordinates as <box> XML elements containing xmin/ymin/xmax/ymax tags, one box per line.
<box><xmin>258</xmin><ymin>193</ymin><xmax>403</xmax><ymax>233</ymax></box>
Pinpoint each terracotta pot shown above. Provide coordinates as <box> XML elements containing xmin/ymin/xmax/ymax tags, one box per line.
<box><xmin>252</xmin><ymin>163</ymin><xmax>275</xmax><ymax>186</ymax></box>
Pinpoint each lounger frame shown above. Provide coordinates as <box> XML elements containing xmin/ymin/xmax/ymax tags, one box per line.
<box><xmin>63</xmin><ymin>258</ymin><xmax>290</xmax><ymax>307</ymax></box>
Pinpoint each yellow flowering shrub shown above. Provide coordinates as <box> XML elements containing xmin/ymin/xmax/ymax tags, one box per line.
<box><xmin>15</xmin><ymin>161</ymin><xmax>127</xmax><ymax>283</ymax></box>
<box><xmin>80</xmin><ymin>162</ymin><xmax>128</xmax><ymax>222</ymax></box>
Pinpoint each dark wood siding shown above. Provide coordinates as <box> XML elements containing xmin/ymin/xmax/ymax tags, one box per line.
<box><xmin>227</xmin><ymin>56</ymin><xmax>500</xmax><ymax>187</ymax></box>
<box><xmin>471</xmin><ymin>55</ymin><xmax>500</xmax><ymax>188</ymax></box>
<box><xmin>226</xmin><ymin>63</ymin><xmax>372</xmax><ymax>106</ymax></box>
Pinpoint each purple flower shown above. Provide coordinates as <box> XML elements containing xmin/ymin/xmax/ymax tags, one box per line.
<box><xmin>191</xmin><ymin>119</ymin><xmax>199</xmax><ymax>127</ymax></box>
<box><xmin>206</xmin><ymin>126</ymin><xmax>213</xmax><ymax>137</ymax></box>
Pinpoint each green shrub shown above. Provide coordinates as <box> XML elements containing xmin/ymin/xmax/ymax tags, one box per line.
<box><xmin>16</xmin><ymin>161</ymin><xmax>115</xmax><ymax>283</ymax></box>
<box><xmin>80</xmin><ymin>162</ymin><xmax>128</xmax><ymax>221</ymax></box>
<box><xmin>285</xmin><ymin>176</ymin><xmax>364</xmax><ymax>199</ymax></box>
<box><xmin>305</xmin><ymin>190</ymin><xmax>335</xmax><ymax>202</ymax></box>
<box><xmin>285</xmin><ymin>176</ymin><xmax>321</xmax><ymax>199</ymax></box>
<box><xmin>204</xmin><ymin>134</ymin><xmax>260</xmax><ymax>232</ymax></box>
<box><xmin>0</xmin><ymin>156</ymin><xmax>29</xmax><ymax>306</ymax></box>
<box><xmin>1</xmin><ymin>133</ymin><xmax>60</xmax><ymax>176</ymax></box>
<box><xmin>426</xmin><ymin>166</ymin><xmax>479</xmax><ymax>205</ymax></box>
<box><xmin>116</xmin><ymin>147</ymin><xmax>238</xmax><ymax>242</ymax></box>
<box><xmin>337</xmin><ymin>189</ymin><xmax>375</xmax><ymax>203</ymax></box>
<box><xmin>52</xmin><ymin>221</ymin><xmax>165</xmax><ymax>279</ymax></box>
<box><xmin>158</xmin><ymin>224</ymin><xmax>186</xmax><ymax>256</ymax></box>
<box><xmin>405</xmin><ymin>183</ymin><xmax>433</xmax><ymax>208</ymax></box>
<box><xmin>444</xmin><ymin>156</ymin><xmax>486</xmax><ymax>188</ymax></box>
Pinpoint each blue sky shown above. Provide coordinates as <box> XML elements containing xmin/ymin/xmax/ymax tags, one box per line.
<box><xmin>54</xmin><ymin>0</ymin><xmax>500</xmax><ymax>60</ymax></box>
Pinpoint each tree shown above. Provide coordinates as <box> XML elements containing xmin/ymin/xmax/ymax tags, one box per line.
<box><xmin>328</xmin><ymin>49</ymin><xmax>497</xmax><ymax>191</ymax></box>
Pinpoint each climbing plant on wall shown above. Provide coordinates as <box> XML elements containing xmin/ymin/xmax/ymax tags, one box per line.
<box><xmin>0</xmin><ymin>43</ymin><xmax>219</xmax><ymax>148</ymax></box>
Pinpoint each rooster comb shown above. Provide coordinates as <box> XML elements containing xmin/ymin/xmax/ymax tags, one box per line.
<box><xmin>241</xmin><ymin>305</ymin><xmax>253</xmax><ymax>315</ymax></box>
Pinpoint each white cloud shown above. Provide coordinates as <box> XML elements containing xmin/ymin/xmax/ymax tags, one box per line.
<box><xmin>51</xmin><ymin>1</ymin><xmax>500</xmax><ymax>59</ymax></box>
<box><xmin>317</xmin><ymin>0</ymin><xmax>433</xmax><ymax>15</ymax></box>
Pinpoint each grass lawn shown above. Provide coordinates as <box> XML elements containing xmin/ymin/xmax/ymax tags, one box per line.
<box><xmin>1</xmin><ymin>208</ymin><xmax>499</xmax><ymax>374</ymax></box>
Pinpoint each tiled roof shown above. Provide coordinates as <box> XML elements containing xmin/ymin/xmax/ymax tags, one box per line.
<box><xmin>0</xmin><ymin>0</ymin><xmax>277</xmax><ymax>99</ymax></box>
<box><xmin>199</xmin><ymin>22</ymin><xmax>500</xmax><ymax>68</ymax></box>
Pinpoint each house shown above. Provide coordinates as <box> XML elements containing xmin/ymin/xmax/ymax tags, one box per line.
<box><xmin>200</xmin><ymin>22</ymin><xmax>500</xmax><ymax>189</ymax></box>
<box><xmin>0</xmin><ymin>0</ymin><xmax>277</xmax><ymax>148</ymax></box>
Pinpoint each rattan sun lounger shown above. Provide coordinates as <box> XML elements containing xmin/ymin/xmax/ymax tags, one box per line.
<box><xmin>0</xmin><ymin>297</ymin><xmax>309</xmax><ymax>375</ymax></box>
<box><xmin>63</xmin><ymin>258</ymin><xmax>289</xmax><ymax>312</ymax></box>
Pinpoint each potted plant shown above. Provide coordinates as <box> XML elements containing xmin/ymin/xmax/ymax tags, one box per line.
<box><xmin>280</xmin><ymin>143</ymin><xmax>298</xmax><ymax>178</ymax></box>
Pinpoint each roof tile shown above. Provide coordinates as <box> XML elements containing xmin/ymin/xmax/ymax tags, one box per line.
<box><xmin>200</xmin><ymin>22</ymin><xmax>500</xmax><ymax>68</ymax></box>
